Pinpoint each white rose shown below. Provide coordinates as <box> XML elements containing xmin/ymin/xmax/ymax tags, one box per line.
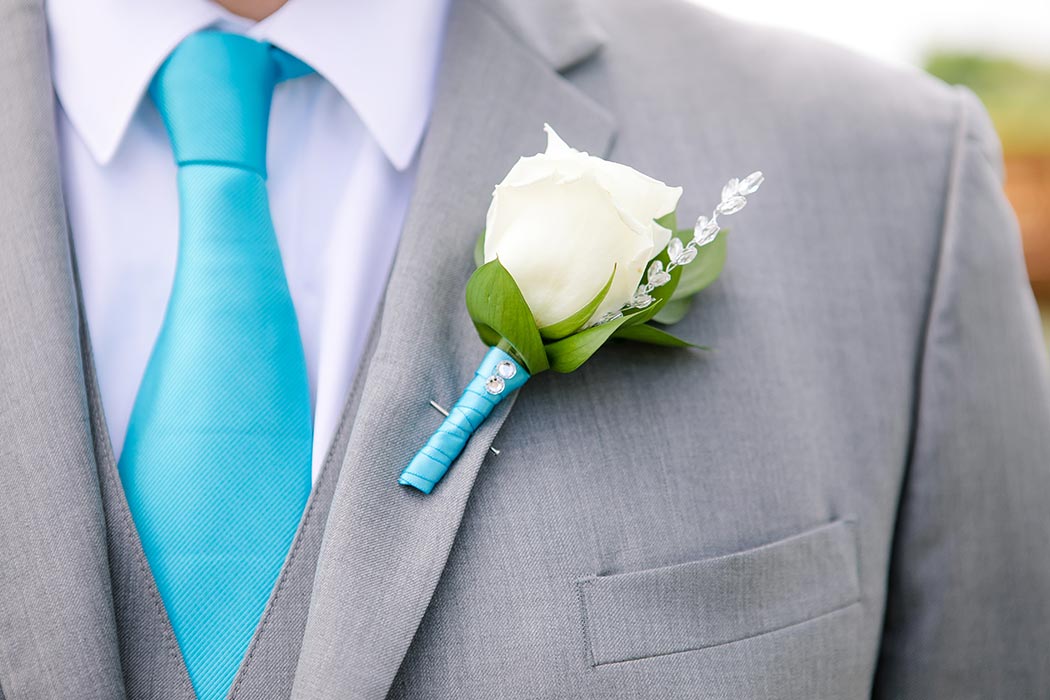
<box><xmin>484</xmin><ymin>125</ymin><xmax>682</xmax><ymax>330</ymax></box>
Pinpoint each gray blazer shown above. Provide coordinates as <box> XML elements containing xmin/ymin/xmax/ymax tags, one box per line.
<box><xmin>2</xmin><ymin>0</ymin><xmax>1049</xmax><ymax>697</ymax></box>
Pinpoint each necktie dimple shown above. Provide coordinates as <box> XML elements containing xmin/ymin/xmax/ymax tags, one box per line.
<box><xmin>119</xmin><ymin>31</ymin><xmax>313</xmax><ymax>700</ymax></box>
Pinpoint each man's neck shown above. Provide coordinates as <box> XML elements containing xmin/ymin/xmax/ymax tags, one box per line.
<box><xmin>213</xmin><ymin>0</ymin><xmax>288</xmax><ymax>22</ymax></box>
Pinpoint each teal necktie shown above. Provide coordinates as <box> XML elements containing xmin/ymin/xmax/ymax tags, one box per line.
<box><xmin>120</xmin><ymin>31</ymin><xmax>313</xmax><ymax>700</ymax></box>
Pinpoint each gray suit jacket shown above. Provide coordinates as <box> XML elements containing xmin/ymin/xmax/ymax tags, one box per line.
<box><xmin>2</xmin><ymin>0</ymin><xmax>1049</xmax><ymax>697</ymax></box>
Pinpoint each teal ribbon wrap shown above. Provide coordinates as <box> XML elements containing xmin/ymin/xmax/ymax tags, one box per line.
<box><xmin>399</xmin><ymin>347</ymin><xmax>530</xmax><ymax>494</ymax></box>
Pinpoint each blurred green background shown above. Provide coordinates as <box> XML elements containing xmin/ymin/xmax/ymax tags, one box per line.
<box><xmin>926</xmin><ymin>53</ymin><xmax>1050</xmax><ymax>154</ymax></box>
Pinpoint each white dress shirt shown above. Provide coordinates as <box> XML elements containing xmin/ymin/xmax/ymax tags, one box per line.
<box><xmin>46</xmin><ymin>0</ymin><xmax>451</xmax><ymax>482</ymax></box>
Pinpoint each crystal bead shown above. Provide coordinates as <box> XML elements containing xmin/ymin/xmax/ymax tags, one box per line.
<box><xmin>739</xmin><ymin>171</ymin><xmax>765</xmax><ymax>195</ymax></box>
<box><xmin>631</xmin><ymin>286</ymin><xmax>654</xmax><ymax>308</ymax></box>
<box><xmin>485</xmin><ymin>375</ymin><xmax>506</xmax><ymax>395</ymax></box>
<box><xmin>647</xmin><ymin>260</ymin><xmax>671</xmax><ymax>287</ymax></box>
<box><xmin>675</xmin><ymin>246</ymin><xmax>698</xmax><ymax>265</ymax></box>
<box><xmin>496</xmin><ymin>360</ymin><xmax>517</xmax><ymax>379</ymax></box>
<box><xmin>717</xmin><ymin>195</ymin><xmax>747</xmax><ymax>216</ymax></box>
<box><xmin>721</xmin><ymin>178</ymin><xmax>740</xmax><ymax>202</ymax></box>
<box><xmin>693</xmin><ymin>217</ymin><xmax>720</xmax><ymax>246</ymax></box>
<box><xmin>667</xmin><ymin>237</ymin><xmax>697</xmax><ymax>266</ymax></box>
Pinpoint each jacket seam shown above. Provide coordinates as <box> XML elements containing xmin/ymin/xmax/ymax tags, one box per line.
<box><xmin>74</xmin><ymin>249</ymin><xmax>177</xmax><ymax>689</ymax></box>
<box><xmin>897</xmin><ymin>89</ymin><xmax>972</xmax><ymax>541</ymax></box>
<box><xmin>873</xmin><ymin>86</ymin><xmax>973</xmax><ymax>685</ymax></box>
<box><xmin>228</xmin><ymin>367</ymin><xmax>360</xmax><ymax>697</ymax></box>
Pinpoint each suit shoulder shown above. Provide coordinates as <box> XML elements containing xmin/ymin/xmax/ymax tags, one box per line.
<box><xmin>588</xmin><ymin>0</ymin><xmax>967</xmax><ymax>156</ymax></box>
<box><xmin>576</xmin><ymin>0</ymin><xmax>1002</xmax><ymax>326</ymax></box>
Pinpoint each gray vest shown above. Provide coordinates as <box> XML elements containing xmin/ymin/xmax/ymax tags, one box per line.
<box><xmin>81</xmin><ymin>327</ymin><xmax>361</xmax><ymax>699</ymax></box>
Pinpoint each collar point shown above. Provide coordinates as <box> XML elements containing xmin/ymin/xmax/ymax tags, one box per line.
<box><xmin>389</xmin><ymin>149</ymin><xmax>418</xmax><ymax>173</ymax></box>
<box><xmin>88</xmin><ymin>138</ymin><xmax>122</xmax><ymax>167</ymax></box>
<box><xmin>73</xmin><ymin>118</ymin><xmax>129</xmax><ymax>167</ymax></box>
<box><xmin>55</xmin><ymin>91</ymin><xmax>130</xmax><ymax>167</ymax></box>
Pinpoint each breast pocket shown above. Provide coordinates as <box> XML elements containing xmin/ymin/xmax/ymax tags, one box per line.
<box><xmin>576</xmin><ymin>519</ymin><xmax>861</xmax><ymax>666</ymax></box>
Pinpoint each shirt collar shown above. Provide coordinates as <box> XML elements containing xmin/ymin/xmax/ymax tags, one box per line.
<box><xmin>45</xmin><ymin>0</ymin><xmax>451</xmax><ymax>170</ymax></box>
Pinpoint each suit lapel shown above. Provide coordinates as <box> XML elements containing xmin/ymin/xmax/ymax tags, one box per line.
<box><xmin>292</xmin><ymin>1</ymin><xmax>615</xmax><ymax>697</ymax></box>
<box><xmin>0</xmin><ymin>1</ymin><xmax>125</xmax><ymax>698</ymax></box>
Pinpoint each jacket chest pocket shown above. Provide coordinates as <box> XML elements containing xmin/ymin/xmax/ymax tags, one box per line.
<box><xmin>576</xmin><ymin>519</ymin><xmax>861</xmax><ymax>666</ymax></box>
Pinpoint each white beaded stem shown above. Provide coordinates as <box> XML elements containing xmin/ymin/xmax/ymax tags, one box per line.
<box><xmin>595</xmin><ymin>171</ymin><xmax>764</xmax><ymax>326</ymax></box>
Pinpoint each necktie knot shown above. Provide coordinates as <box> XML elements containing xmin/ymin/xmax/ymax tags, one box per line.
<box><xmin>150</xmin><ymin>31</ymin><xmax>312</xmax><ymax>177</ymax></box>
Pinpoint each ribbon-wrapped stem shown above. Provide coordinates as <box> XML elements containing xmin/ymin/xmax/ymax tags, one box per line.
<box><xmin>399</xmin><ymin>347</ymin><xmax>529</xmax><ymax>494</ymax></box>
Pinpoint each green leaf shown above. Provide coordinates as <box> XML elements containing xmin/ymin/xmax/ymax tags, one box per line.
<box><xmin>543</xmin><ymin>314</ymin><xmax>632</xmax><ymax>373</ymax></box>
<box><xmin>651</xmin><ymin>296</ymin><xmax>693</xmax><ymax>325</ymax></box>
<box><xmin>671</xmin><ymin>229</ymin><xmax>728</xmax><ymax>301</ymax></box>
<box><xmin>655</xmin><ymin>211</ymin><xmax>677</xmax><ymax>233</ymax></box>
<box><xmin>465</xmin><ymin>260</ymin><xmax>549</xmax><ymax>374</ymax></box>
<box><xmin>473</xmin><ymin>230</ymin><xmax>486</xmax><ymax>268</ymax></box>
<box><xmin>539</xmin><ymin>265</ymin><xmax>616</xmax><ymax>341</ymax></box>
<box><xmin>612</xmin><ymin>323</ymin><xmax>700</xmax><ymax>348</ymax></box>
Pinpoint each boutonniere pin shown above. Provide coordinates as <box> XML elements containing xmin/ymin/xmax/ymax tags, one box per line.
<box><xmin>399</xmin><ymin>125</ymin><xmax>763</xmax><ymax>493</ymax></box>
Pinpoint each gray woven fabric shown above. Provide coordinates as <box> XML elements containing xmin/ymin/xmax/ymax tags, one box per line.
<box><xmin>227</xmin><ymin>319</ymin><xmax>381</xmax><ymax>700</ymax></box>
<box><xmin>0</xmin><ymin>1</ymin><xmax>124</xmax><ymax>698</ymax></box>
<box><xmin>79</xmin><ymin>316</ymin><xmax>367</xmax><ymax>700</ymax></box>
<box><xmin>2</xmin><ymin>0</ymin><xmax>1050</xmax><ymax>698</ymax></box>
<box><xmin>81</xmin><ymin>331</ymin><xmax>195</xmax><ymax>699</ymax></box>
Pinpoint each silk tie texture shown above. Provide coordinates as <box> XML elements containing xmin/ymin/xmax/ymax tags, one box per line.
<box><xmin>119</xmin><ymin>32</ymin><xmax>314</xmax><ymax>700</ymax></box>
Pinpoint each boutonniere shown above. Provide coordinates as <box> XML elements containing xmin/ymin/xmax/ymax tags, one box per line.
<box><xmin>399</xmin><ymin>125</ymin><xmax>763</xmax><ymax>493</ymax></box>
